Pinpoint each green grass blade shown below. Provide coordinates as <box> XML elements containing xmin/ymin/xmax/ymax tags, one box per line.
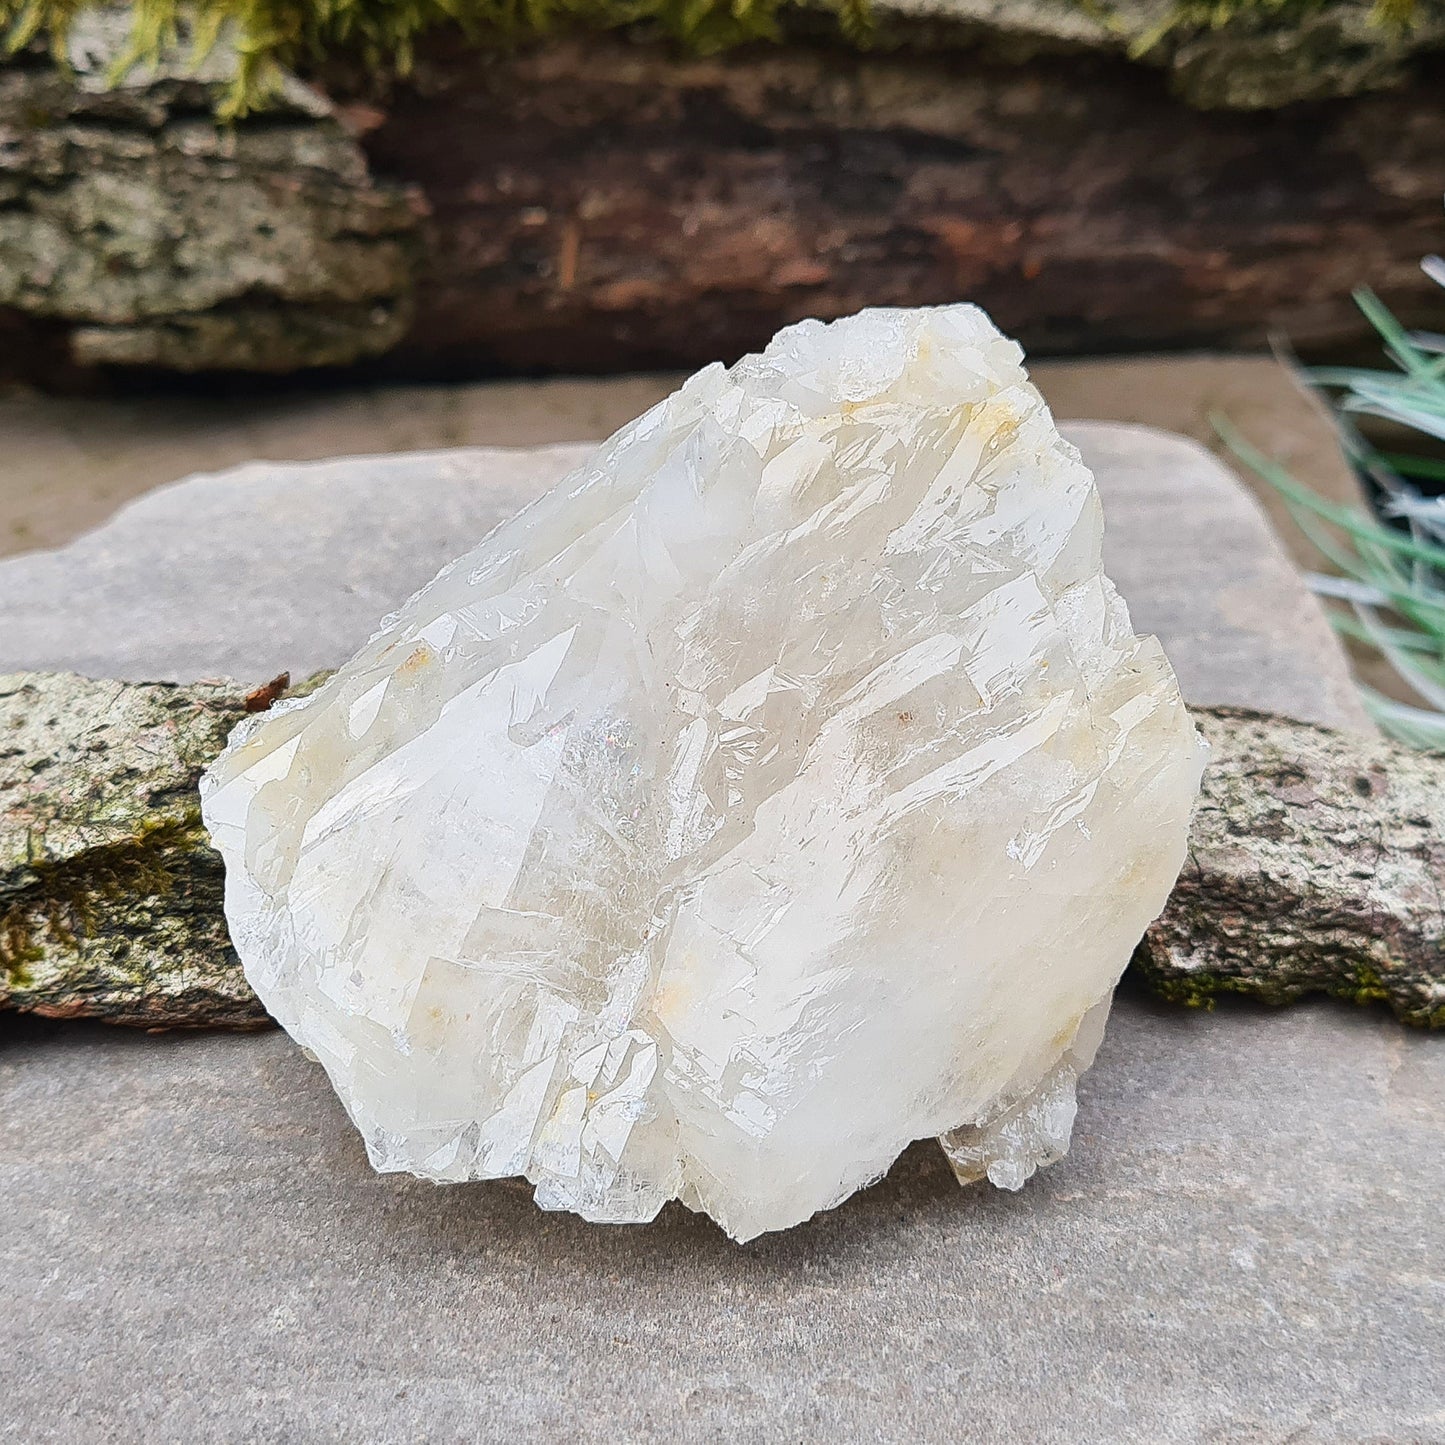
<box><xmin>1379</xmin><ymin>452</ymin><xmax>1445</xmax><ymax>485</ymax></box>
<box><xmin>1217</xmin><ymin>420</ymin><xmax>1445</xmax><ymax>573</ymax></box>
<box><xmin>1359</xmin><ymin>686</ymin><xmax>1445</xmax><ymax>750</ymax></box>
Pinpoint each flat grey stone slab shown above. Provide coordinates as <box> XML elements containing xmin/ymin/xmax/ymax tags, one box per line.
<box><xmin>0</xmin><ymin>422</ymin><xmax>1368</xmax><ymax>729</ymax></box>
<box><xmin>2</xmin><ymin>423</ymin><xmax>1433</xmax><ymax>1444</ymax></box>
<box><xmin>3</xmin><ymin>1001</ymin><xmax>1439</xmax><ymax>1443</ymax></box>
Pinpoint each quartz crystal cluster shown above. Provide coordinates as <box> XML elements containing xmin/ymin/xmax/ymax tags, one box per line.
<box><xmin>202</xmin><ymin>305</ymin><xmax>1205</xmax><ymax>1242</ymax></box>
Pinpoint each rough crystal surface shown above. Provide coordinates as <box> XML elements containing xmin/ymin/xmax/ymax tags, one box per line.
<box><xmin>202</xmin><ymin>305</ymin><xmax>1205</xmax><ymax>1241</ymax></box>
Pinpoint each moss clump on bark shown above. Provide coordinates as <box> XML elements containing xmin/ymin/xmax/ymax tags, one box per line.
<box><xmin>1135</xmin><ymin>957</ymin><xmax>1445</xmax><ymax>1027</ymax></box>
<box><xmin>2</xmin><ymin>813</ymin><xmax>201</xmax><ymax>969</ymax></box>
<box><xmin>0</xmin><ymin>0</ymin><xmax>1429</xmax><ymax>114</ymax></box>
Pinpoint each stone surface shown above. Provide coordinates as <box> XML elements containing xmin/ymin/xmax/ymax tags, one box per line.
<box><xmin>0</xmin><ymin>356</ymin><xmax>1365</xmax><ymax>570</ymax></box>
<box><xmin>0</xmin><ymin>418</ymin><xmax>1438</xmax><ymax>1436</ymax></box>
<box><xmin>1</xmin><ymin>994</ymin><xmax>1440</xmax><ymax>1441</ymax></box>
<box><xmin>200</xmin><ymin>307</ymin><xmax>1205</xmax><ymax>1239</ymax></box>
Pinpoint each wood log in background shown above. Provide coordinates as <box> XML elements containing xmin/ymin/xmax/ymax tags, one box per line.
<box><xmin>0</xmin><ymin>12</ymin><xmax>1443</xmax><ymax>384</ymax></box>
<box><xmin>357</xmin><ymin>38</ymin><xmax>1445</xmax><ymax>377</ymax></box>
<box><xmin>1</xmin><ymin>673</ymin><xmax>1440</xmax><ymax>1032</ymax></box>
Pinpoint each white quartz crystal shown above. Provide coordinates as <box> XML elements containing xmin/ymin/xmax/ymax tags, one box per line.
<box><xmin>202</xmin><ymin>305</ymin><xmax>1205</xmax><ymax>1242</ymax></box>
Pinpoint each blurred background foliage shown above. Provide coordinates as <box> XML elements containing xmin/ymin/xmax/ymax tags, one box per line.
<box><xmin>1229</xmin><ymin>259</ymin><xmax>1445</xmax><ymax>747</ymax></box>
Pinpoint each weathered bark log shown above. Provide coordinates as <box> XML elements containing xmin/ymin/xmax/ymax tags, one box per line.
<box><xmin>1135</xmin><ymin>706</ymin><xmax>1444</xmax><ymax>1027</ymax></box>
<box><xmin>0</xmin><ymin>15</ymin><xmax>418</xmax><ymax>379</ymax></box>
<box><xmin>356</xmin><ymin>37</ymin><xmax>1445</xmax><ymax>376</ymax></box>
<box><xmin>1</xmin><ymin>675</ymin><xmax>1441</xmax><ymax>1030</ymax></box>
<box><xmin>844</xmin><ymin>0</ymin><xmax>1445</xmax><ymax>110</ymax></box>
<box><xmin>2</xmin><ymin>15</ymin><xmax>1444</xmax><ymax>384</ymax></box>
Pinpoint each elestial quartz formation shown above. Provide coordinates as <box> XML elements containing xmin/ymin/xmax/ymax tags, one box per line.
<box><xmin>202</xmin><ymin>306</ymin><xmax>1205</xmax><ymax>1241</ymax></box>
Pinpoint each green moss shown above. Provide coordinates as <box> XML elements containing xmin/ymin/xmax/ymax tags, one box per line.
<box><xmin>0</xmin><ymin>811</ymin><xmax>206</xmax><ymax>981</ymax></box>
<box><xmin>1133</xmin><ymin>956</ymin><xmax>1443</xmax><ymax>1028</ymax></box>
<box><xmin>1126</xmin><ymin>0</ymin><xmax>1418</xmax><ymax>57</ymax></box>
<box><xmin>1345</xmin><ymin>962</ymin><xmax>1392</xmax><ymax>1007</ymax></box>
<box><xmin>1150</xmin><ymin>0</ymin><xmax>1416</xmax><ymax>28</ymax></box>
<box><xmin>2</xmin><ymin>0</ymin><xmax>871</xmax><ymax>114</ymax></box>
<box><xmin>290</xmin><ymin>668</ymin><xmax>336</xmax><ymax>699</ymax></box>
<box><xmin>3</xmin><ymin>955</ymin><xmax>34</xmax><ymax>988</ymax></box>
<box><xmin>1</xmin><ymin>0</ymin><xmax>1421</xmax><ymax>115</ymax></box>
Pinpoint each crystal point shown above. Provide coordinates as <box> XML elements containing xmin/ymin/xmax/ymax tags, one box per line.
<box><xmin>202</xmin><ymin>305</ymin><xmax>1205</xmax><ymax>1241</ymax></box>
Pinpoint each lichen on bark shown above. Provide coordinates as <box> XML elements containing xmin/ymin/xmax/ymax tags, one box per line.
<box><xmin>0</xmin><ymin>11</ymin><xmax>418</xmax><ymax>373</ymax></box>
<box><xmin>0</xmin><ymin>671</ymin><xmax>268</xmax><ymax>1027</ymax></box>
<box><xmin>1136</xmin><ymin>706</ymin><xmax>1445</xmax><ymax>1028</ymax></box>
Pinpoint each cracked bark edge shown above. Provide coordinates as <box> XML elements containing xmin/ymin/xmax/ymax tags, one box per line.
<box><xmin>1</xmin><ymin>677</ymin><xmax>1440</xmax><ymax>1031</ymax></box>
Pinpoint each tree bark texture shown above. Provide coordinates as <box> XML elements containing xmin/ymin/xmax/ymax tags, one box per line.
<box><xmin>1</xmin><ymin>675</ymin><xmax>1440</xmax><ymax>1031</ymax></box>
<box><xmin>0</xmin><ymin>672</ymin><xmax>265</xmax><ymax>1027</ymax></box>
<box><xmin>0</xmin><ymin>21</ymin><xmax>418</xmax><ymax>378</ymax></box>
<box><xmin>1135</xmin><ymin>706</ymin><xmax>1444</xmax><ymax>1027</ymax></box>
<box><xmin>357</xmin><ymin>38</ymin><xmax>1445</xmax><ymax>377</ymax></box>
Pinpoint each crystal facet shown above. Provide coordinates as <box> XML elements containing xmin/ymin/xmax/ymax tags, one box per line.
<box><xmin>202</xmin><ymin>305</ymin><xmax>1205</xmax><ymax>1241</ymax></box>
